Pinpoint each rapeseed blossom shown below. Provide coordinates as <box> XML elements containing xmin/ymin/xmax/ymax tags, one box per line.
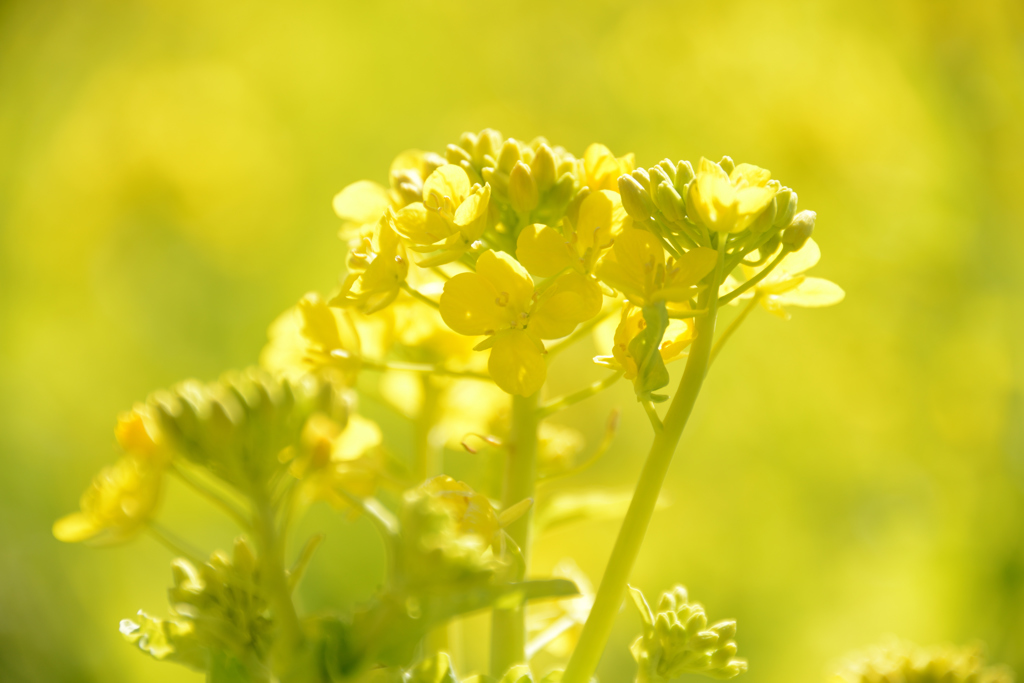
<box><xmin>686</xmin><ymin>158</ymin><xmax>776</xmax><ymax>234</ymax></box>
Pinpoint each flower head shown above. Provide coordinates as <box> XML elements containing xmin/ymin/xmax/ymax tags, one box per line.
<box><xmin>440</xmin><ymin>250</ymin><xmax>601</xmax><ymax>396</ymax></box>
<box><xmin>596</xmin><ymin>229</ymin><xmax>718</xmax><ymax>307</ymax></box>
<box><xmin>686</xmin><ymin>157</ymin><xmax>776</xmax><ymax>234</ymax></box>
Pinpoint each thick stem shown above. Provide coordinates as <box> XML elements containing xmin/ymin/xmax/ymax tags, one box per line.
<box><xmin>252</xmin><ymin>491</ymin><xmax>304</xmax><ymax>672</ymax></box>
<box><xmin>560</xmin><ymin>239</ymin><xmax>726</xmax><ymax>683</ymax></box>
<box><xmin>490</xmin><ymin>391</ymin><xmax>540</xmax><ymax>676</ymax></box>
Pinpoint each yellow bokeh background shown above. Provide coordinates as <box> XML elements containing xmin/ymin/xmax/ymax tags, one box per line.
<box><xmin>1</xmin><ymin>0</ymin><xmax>1023</xmax><ymax>681</ymax></box>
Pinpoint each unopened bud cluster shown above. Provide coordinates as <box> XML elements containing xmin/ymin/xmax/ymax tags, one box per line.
<box><xmin>630</xmin><ymin>585</ymin><xmax>747</xmax><ymax>682</ymax></box>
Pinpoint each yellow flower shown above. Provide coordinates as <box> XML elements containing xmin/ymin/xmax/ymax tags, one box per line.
<box><xmin>261</xmin><ymin>292</ymin><xmax>388</xmax><ymax>383</ymax></box>
<box><xmin>293</xmin><ymin>413</ymin><xmax>386</xmax><ymax>509</ymax></box>
<box><xmin>332</xmin><ymin>149</ymin><xmax>445</xmax><ymax>236</ymax></box>
<box><xmin>419</xmin><ymin>475</ymin><xmax>530</xmax><ymax>551</ymax></box>
<box><xmin>334</xmin><ymin>209</ymin><xmax>409</xmax><ymax>313</ymax></box>
<box><xmin>53</xmin><ymin>456</ymin><xmax>164</xmax><ymax>543</ymax></box>
<box><xmin>392</xmin><ymin>164</ymin><xmax>491</xmax><ymax>266</ymax></box>
<box><xmin>685</xmin><ymin>157</ymin><xmax>776</xmax><ymax>233</ymax></box>
<box><xmin>729</xmin><ymin>238</ymin><xmax>845</xmax><ymax>319</ymax></box>
<box><xmin>516</xmin><ymin>189</ymin><xmax>630</xmax><ymax>282</ymax></box>
<box><xmin>594</xmin><ymin>304</ymin><xmax>695</xmax><ymax>379</ymax></box>
<box><xmin>578</xmin><ymin>143</ymin><xmax>635</xmax><ymax>192</ymax></box>
<box><xmin>439</xmin><ymin>250</ymin><xmax>602</xmax><ymax>396</ymax></box>
<box><xmin>595</xmin><ymin>228</ymin><xmax>718</xmax><ymax>307</ymax></box>
<box><xmin>54</xmin><ymin>407</ymin><xmax>170</xmax><ymax>544</ymax></box>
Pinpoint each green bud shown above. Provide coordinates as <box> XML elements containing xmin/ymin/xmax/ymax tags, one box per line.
<box><xmin>481</xmin><ymin>167</ymin><xmax>509</xmax><ymax>197</ymax></box>
<box><xmin>497</xmin><ymin>139</ymin><xmax>522</xmax><ymax>174</ymax></box>
<box><xmin>674</xmin><ymin>160</ymin><xmax>694</xmax><ymax>190</ymax></box>
<box><xmin>654</xmin><ymin>181</ymin><xmax>685</xmax><ymax>222</ymax></box>
<box><xmin>543</xmin><ymin>172</ymin><xmax>576</xmax><ymax>215</ymax></box>
<box><xmin>710</xmin><ymin>620</ymin><xmax>737</xmax><ymax>641</ymax></box>
<box><xmin>718</xmin><ymin>155</ymin><xmax>735</xmax><ymax>174</ymax></box>
<box><xmin>446</xmin><ymin>143</ymin><xmax>472</xmax><ymax>166</ymax></box>
<box><xmin>749</xmin><ymin>196</ymin><xmax>777</xmax><ymax>234</ymax></box>
<box><xmin>565</xmin><ymin>186</ymin><xmax>592</xmax><ymax>228</ymax></box>
<box><xmin>648</xmin><ymin>165</ymin><xmax>671</xmax><ymax>189</ymax></box>
<box><xmin>233</xmin><ymin>536</ymin><xmax>257</xmax><ymax>576</ymax></box>
<box><xmin>774</xmin><ymin>188</ymin><xmax>798</xmax><ymax>228</ymax></box>
<box><xmin>631</xmin><ymin>168</ymin><xmax>651</xmax><ymax>192</ymax></box>
<box><xmin>782</xmin><ymin>210</ymin><xmax>815</xmax><ymax>250</ymax></box>
<box><xmin>759</xmin><ymin>233</ymin><xmax>782</xmax><ymax>261</ymax></box>
<box><xmin>530</xmin><ymin>143</ymin><xmax>557</xmax><ymax>194</ymax></box>
<box><xmin>478</xmin><ymin>129</ymin><xmax>503</xmax><ymax>160</ymax></box>
<box><xmin>657</xmin><ymin>159</ymin><xmax>676</xmax><ymax>182</ymax></box>
<box><xmin>509</xmin><ymin>161</ymin><xmax>539</xmax><ymax>215</ymax></box>
<box><xmin>619</xmin><ymin>174</ymin><xmax>656</xmax><ymax>220</ymax></box>
<box><xmin>685</xmin><ymin>608</ymin><xmax>707</xmax><ymax>635</ymax></box>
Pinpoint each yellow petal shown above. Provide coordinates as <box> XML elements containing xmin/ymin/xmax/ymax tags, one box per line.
<box><xmin>488</xmin><ymin>330</ymin><xmax>546</xmax><ymax>396</ymax></box>
<box><xmin>475</xmin><ymin>250</ymin><xmax>535</xmax><ymax>312</ymax></box>
<box><xmin>575</xmin><ymin>190</ymin><xmax>622</xmax><ymax>254</ymax></box>
<box><xmin>774</xmin><ymin>277</ymin><xmax>845</xmax><ymax>308</ymax></box>
<box><xmin>777</xmin><ymin>237</ymin><xmax>821</xmax><ymax>277</ymax></box>
<box><xmin>530</xmin><ymin>273</ymin><xmax>603</xmax><ymax>339</ymax></box>
<box><xmin>516</xmin><ymin>223</ymin><xmax>573</xmax><ymax>277</ymax></box>
<box><xmin>333</xmin><ymin>180</ymin><xmax>392</xmax><ymax>224</ymax></box>
<box><xmin>609</xmin><ymin>228</ymin><xmax>664</xmax><ymax>292</ymax></box>
<box><xmin>669</xmin><ymin>246</ymin><xmax>719</xmax><ymax>289</ymax></box>
<box><xmin>423</xmin><ymin>164</ymin><xmax>471</xmax><ymax>207</ymax></box>
<box><xmin>53</xmin><ymin>512</ymin><xmax>101</xmax><ymax>543</ymax></box>
<box><xmin>453</xmin><ymin>184</ymin><xmax>491</xmax><ymax>241</ymax></box>
<box><xmin>393</xmin><ymin>202</ymin><xmax>454</xmax><ymax>245</ymax></box>
<box><xmin>729</xmin><ymin>163</ymin><xmax>771</xmax><ymax>188</ymax></box>
<box><xmin>334</xmin><ymin>414</ymin><xmax>383</xmax><ymax>461</ymax></box>
<box><xmin>440</xmin><ymin>271</ymin><xmax>513</xmax><ymax>336</ymax></box>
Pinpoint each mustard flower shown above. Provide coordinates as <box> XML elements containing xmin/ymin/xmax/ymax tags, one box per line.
<box><xmin>596</xmin><ymin>229</ymin><xmax>718</xmax><ymax>307</ymax></box>
<box><xmin>393</xmin><ymin>164</ymin><xmax>491</xmax><ymax>266</ymax></box>
<box><xmin>594</xmin><ymin>305</ymin><xmax>695</xmax><ymax>380</ymax></box>
<box><xmin>515</xmin><ymin>190</ymin><xmax>630</xmax><ymax>301</ymax></box>
<box><xmin>333</xmin><ymin>209</ymin><xmax>410</xmax><ymax>314</ymax></box>
<box><xmin>332</xmin><ymin>149</ymin><xmax>445</xmax><ymax>236</ymax></box>
<box><xmin>728</xmin><ymin>237</ymin><xmax>845</xmax><ymax>319</ymax></box>
<box><xmin>53</xmin><ymin>409</ymin><xmax>168</xmax><ymax>544</ymax></box>
<box><xmin>685</xmin><ymin>157</ymin><xmax>776</xmax><ymax>234</ymax></box>
<box><xmin>439</xmin><ymin>250</ymin><xmax>601</xmax><ymax>396</ymax></box>
<box><xmin>291</xmin><ymin>413</ymin><xmax>386</xmax><ymax>510</ymax></box>
<box><xmin>578</xmin><ymin>143</ymin><xmax>636</xmax><ymax>192</ymax></box>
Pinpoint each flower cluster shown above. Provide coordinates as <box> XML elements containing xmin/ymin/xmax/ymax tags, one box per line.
<box><xmin>830</xmin><ymin>639</ymin><xmax>1013</xmax><ymax>683</ymax></box>
<box><xmin>328</xmin><ymin>130</ymin><xmax>842</xmax><ymax>400</ymax></box>
<box><xmin>53</xmin><ymin>128</ymin><xmax>848</xmax><ymax>683</ymax></box>
<box><xmin>629</xmin><ymin>585</ymin><xmax>747</xmax><ymax>682</ymax></box>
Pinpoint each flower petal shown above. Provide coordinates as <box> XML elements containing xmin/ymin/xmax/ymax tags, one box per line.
<box><xmin>440</xmin><ymin>272</ymin><xmax>511</xmax><ymax>336</ymax></box>
<box><xmin>453</xmin><ymin>184</ymin><xmax>491</xmax><ymax>241</ymax></box>
<box><xmin>423</xmin><ymin>164</ymin><xmax>471</xmax><ymax>207</ymax></box>
<box><xmin>774</xmin><ymin>277</ymin><xmax>845</xmax><ymax>308</ymax></box>
<box><xmin>517</xmin><ymin>223</ymin><xmax>573</xmax><ymax>277</ymax></box>
<box><xmin>393</xmin><ymin>202</ymin><xmax>454</xmax><ymax>245</ymax></box>
<box><xmin>530</xmin><ymin>272</ymin><xmax>603</xmax><ymax>339</ymax></box>
<box><xmin>488</xmin><ymin>330</ymin><xmax>546</xmax><ymax>396</ymax></box>
<box><xmin>475</xmin><ymin>249</ymin><xmax>535</xmax><ymax>313</ymax></box>
<box><xmin>333</xmin><ymin>180</ymin><xmax>391</xmax><ymax>224</ymax></box>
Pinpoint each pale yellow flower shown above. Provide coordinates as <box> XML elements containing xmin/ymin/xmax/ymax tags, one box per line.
<box><xmin>578</xmin><ymin>143</ymin><xmax>635</xmax><ymax>192</ymax></box>
<box><xmin>439</xmin><ymin>250</ymin><xmax>601</xmax><ymax>396</ymax></box>
<box><xmin>595</xmin><ymin>229</ymin><xmax>718</xmax><ymax>307</ymax></box>
<box><xmin>686</xmin><ymin>157</ymin><xmax>776</xmax><ymax>233</ymax></box>
<box><xmin>335</xmin><ymin>210</ymin><xmax>410</xmax><ymax>313</ymax></box>
<box><xmin>594</xmin><ymin>304</ymin><xmax>695</xmax><ymax>379</ymax></box>
<box><xmin>730</xmin><ymin>238</ymin><xmax>845</xmax><ymax>319</ymax></box>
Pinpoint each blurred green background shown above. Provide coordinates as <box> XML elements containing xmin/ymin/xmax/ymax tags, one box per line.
<box><xmin>2</xmin><ymin>0</ymin><xmax>1023</xmax><ymax>681</ymax></box>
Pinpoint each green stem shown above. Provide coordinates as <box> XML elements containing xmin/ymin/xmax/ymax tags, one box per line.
<box><xmin>358</xmin><ymin>357</ymin><xmax>491</xmax><ymax>382</ymax></box>
<box><xmin>719</xmin><ymin>246</ymin><xmax>790</xmax><ymax>306</ymax></box>
<box><xmin>490</xmin><ymin>391</ymin><xmax>540</xmax><ymax>676</ymax></box>
<box><xmin>170</xmin><ymin>463</ymin><xmax>251</xmax><ymax>531</ymax></box>
<box><xmin>538</xmin><ymin>371</ymin><xmax>622</xmax><ymax>418</ymax></box>
<box><xmin>402</xmin><ymin>283</ymin><xmax>441</xmax><ymax>309</ymax></box>
<box><xmin>252</xmin><ymin>490</ymin><xmax>304</xmax><ymax>669</ymax></box>
<box><xmin>708</xmin><ymin>293</ymin><xmax>761</xmax><ymax>366</ymax></box>
<box><xmin>560</xmin><ymin>236</ymin><xmax>727</xmax><ymax>683</ymax></box>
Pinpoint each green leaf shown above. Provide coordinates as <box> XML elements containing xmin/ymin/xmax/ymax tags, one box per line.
<box><xmin>628</xmin><ymin>585</ymin><xmax>654</xmax><ymax>626</ymax></box>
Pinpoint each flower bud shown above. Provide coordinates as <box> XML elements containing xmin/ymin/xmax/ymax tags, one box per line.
<box><xmin>649</xmin><ymin>165</ymin><xmax>671</xmax><ymax>189</ymax></box>
<box><xmin>478</xmin><ymin>129</ymin><xmax>503</xmax><ymax>160</ymax></box>
<box><xmin>749</xmin><ymin>196</ymin><xmax>777</xmax><ymax>234</ymax></box>
<box><xmin>782</xmin><ymin>210</ymin><xmax>815</xmax><ymax>250</ymax></box>
<box><xmin>674</xmin><ymin>160</ymin><xmax>694</xmax><ymax>189</ymax></box>
<box><xmin>654</xmin><ymin>181</ymin><xmax>685</xmax><ymax>222</ymax></box>
<box><xmin>530</xmin><ymin>143</ymin><xmax>557</xmax><ymax>194</ymax></box>
<box><xmin>718</xmin><ymin>155</ymin><xmax>735</xmax><ymax>174</ymax></box>
<box><xmin>631</xmin><ymin>167</ymin><xmax>651</xmax><ymax>192</ymax></box>
<box><xmin>657</xmin><ymin>159</ymin><xmax>676</xmax><ymax>182</ymax></box>
<box><xmin>774</xmin><ymin>188</ymin><xmax>797</xmax><ymax>228</ymax></box>
<box><xmin>619</xmin><ymin>174</ymin><xmax>656</xmax><ymax>220</ymax></box>
<box><xmin>446</xmin><ymin>143</ymin><xmax>472</xmax><ymax>166</ymax></box>
<box><xmin>543</xmin><ymin>172</ymin><xmax>576</xmax><ymax>214</ymax></box>
<box><xmin>758</xmin><ymin>233</ymin><xmax>782</xmax><ymax>261</ymax></box>
<box><xmin>497</xmin><ymin>139</ymin><xmax>522</xmax><ymax>174</ymax></box>
<box><xmin>509</xmin><ymin>161</ymin><xmax>539</xmax><ymax>215</ymax></box>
